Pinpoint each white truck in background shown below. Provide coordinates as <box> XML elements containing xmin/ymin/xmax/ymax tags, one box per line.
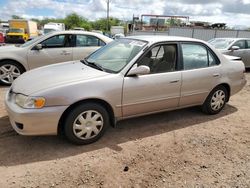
<box><xmin>43</xmin><ymin>22</ymin><xmax>65</xmax><ymax>34</ymax></box>
<box><xmin>0</xmin><ymin>22</ymin><xmax>9</xmax><ymax>37</ymax></box>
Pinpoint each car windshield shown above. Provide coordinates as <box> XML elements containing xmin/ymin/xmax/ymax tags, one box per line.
<box><xmin>86</xmin><ymin>38</ymin><xmax>147</xmax><ymax>73</ymax></box>
<box><xmin>9</xmin><ymin>28</ymin><xmax>23</xmax><ymax>33</ymax></box>
<box><xmin>208</xmin><ymin>38</ymin><xmax>234</xmax><ymax>49</ymax></box>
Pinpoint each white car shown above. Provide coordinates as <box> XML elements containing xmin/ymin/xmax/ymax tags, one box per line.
<box><xmin>0</xmin><ymin>30</ymin><xmax>113</xmax><ymax>85</ymax></box>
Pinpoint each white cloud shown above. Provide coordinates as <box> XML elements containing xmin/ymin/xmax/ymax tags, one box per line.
<box><xmin>243</xmin><ymin>0</ymin><xmax>250</xmax><ymax>4</ymax></box>
<box><xmin>0</xmin><ymin>0</ymin><xmax>250</xmax><ymax>27</ymax></box>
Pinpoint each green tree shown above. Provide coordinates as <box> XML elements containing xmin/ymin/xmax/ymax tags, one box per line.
<box><xmin>166</xmin><ymin>18</ymin><xmax>182</xmax><ymax>26</ymax></box>
<box><xmin>64</xmin><ymin>13</ymin><xmax>91</xmax><ymax>30</ymax></box>
<box><xmin>91</xmin><ymin>17</ymin><xmax>121</xmax><ymax>32</ymax></box>
<box><xmin>28</xmin><ymin>14</ymin><xmax>123</xmax><ymax>32</ymax></box>
<box><xmin>11</xmin><ymin>15</ymin><xmax>23</xmax><ymax>19</ymax></box>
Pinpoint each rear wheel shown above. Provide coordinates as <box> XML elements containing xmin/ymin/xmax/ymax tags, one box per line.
<box><xmin>202</xmin><ymin>85</ymin><xmax>228</xmax><ymax>115</ymax></box>
<box><xmin>0</xmin><ymin>61</ymin><xmax>24</xmax><ymax>85</ymax></box>
<box><xmin>63</xmin><ymin>103</ymin><xmax>109</xmax><ymax>145</ymax></box>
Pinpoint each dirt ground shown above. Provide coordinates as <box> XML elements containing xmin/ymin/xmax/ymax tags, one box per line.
<box><xmin>0</xmin><ymin>74</ymin><xmax>249</xmax><ymax>188</ymax></box>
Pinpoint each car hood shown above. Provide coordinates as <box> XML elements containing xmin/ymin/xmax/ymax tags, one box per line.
<box><xmin>0</xmin><ymin>45</ymin><xmax>21</xmax><ymax>53</ymax></box>
<box><xmin>223</xmin><ymin>54</ymin><xmax>242</xmax><ymax>61</ymax></box>
<box><xmin>218</xmin><ymin>49</ymin><xmax>229</xmax><ymax>53</ymax></box>
<box><xmin>12</xmin><ymin>61</ymin><xmax>109</xmax><ymax>95</ymax></box>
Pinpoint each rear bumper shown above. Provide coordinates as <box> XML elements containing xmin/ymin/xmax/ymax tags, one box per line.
<box><xmin>5</xmin><ymin>91</ymin><xmax>68</xmax><ymax>136</ymax></box>
<box><xmin>231</xmin><ymin>77</ymin><xmax>247</xmax><ymax>96</ymax></box>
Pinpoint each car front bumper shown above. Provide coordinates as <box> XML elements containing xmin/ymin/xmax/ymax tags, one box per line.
<box><xmin>5</xmin><ymin>91</ymin><xmax>68</xmax><ymax>136</ymax></box>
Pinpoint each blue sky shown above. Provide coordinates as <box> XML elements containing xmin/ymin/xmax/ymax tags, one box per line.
<box><xmin>0</xmin><ymin>0</ymin><xmax>250</xmax><ymax>27</ymax></box>
<box><xmin>26</xmin><ymin>8</ymin><xmax>54</xmax><ymax>17</ymax></box>
<box><xmin>0</xmin><ymin>0</ymin><xmax>76</xmax><ymax>18</ymax></box>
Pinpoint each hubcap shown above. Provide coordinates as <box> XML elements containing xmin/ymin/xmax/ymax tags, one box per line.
<box><xmin>210</xmin><ymin>90</ymin><xmax>226</xmax><ymax>111</ymax></box>
<box><xmin>0</xmin><ymin>64</ymin><xmax>21</xmax><ymax>84</ymax></box>
<box><xmin>73</xmin><ymin>110</ymin><xmax>104</xmax><ymax>140</ymax></box>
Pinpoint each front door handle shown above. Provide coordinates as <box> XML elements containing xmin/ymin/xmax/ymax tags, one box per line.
<box><xmin>170</xmin><ymin>80</ymin><xmax>180</xmax><ymax>83</ymax></box>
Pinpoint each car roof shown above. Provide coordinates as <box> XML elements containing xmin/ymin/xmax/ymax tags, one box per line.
<box><xmin>126</xmin><ymin>35</ymin><xmax>205</xmax><ymax>44</ymax></box>
<box><xmin>47</xmin><ymin>30</ymin><xmax>98</xmax><ymax>35</ymax></box>
<box><xmin>46</xmin><ymin>30</ymin><xmax>113</xmax><ymax>42</ymax></box>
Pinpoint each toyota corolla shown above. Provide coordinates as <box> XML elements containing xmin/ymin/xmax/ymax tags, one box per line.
<box><xmin>5</xmin><ymin>36</ymin><xmax>247</xmax><ymax>144</ymax></box>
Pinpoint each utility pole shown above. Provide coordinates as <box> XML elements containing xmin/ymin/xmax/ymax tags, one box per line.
<box><xmin>106</xmin><ymin>0</ymin><xmax>110</xmax><ymax>33</ymax></box>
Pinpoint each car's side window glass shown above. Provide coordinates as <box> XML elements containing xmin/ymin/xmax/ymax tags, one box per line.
<box><xmin>182</xmin><ymin>44</ymin><xmax>208</xmax><ymax>70</ymax></box>
<box><xmin>99</xmin><ymin>40</ymin><xmax>106</xmax><ymax>46</ymax></box>
<box><xmin>137</xmin><ymin>44</ymin><xmax>177</xmax><ymax>74</ymax></box>
<box><xmin>156</xmin><ymin>46</ymin><xmax>164</xmax><ymax>59</ymax></box>
<box><xmin>233</xmin><ymin>40</ymin><xmax>246</xmax><ymax>49</ymax></box>
<box><xmin>246</xmin><ymin>40</ymin><xmax>250</xmax><ymax>49</ymax></box>
<box><xmin>41</xmin><ymin>35</ymin><xmax>67</xmax><ymax>48</ymax></box>
<box><xmin>86</xmin><ymin>36</ymin><xmax>99</xmax><ymax>46</ymax></box>
<box><xmin>76</xmin><ymin>35</ymin><xmax>87</xmax><ymax>47</ymax></box>
<box><xmin>76</xmin><ymin>35</ymin><xmax>105</xmax><ymax>47</ymax></box>
<box><xmin>208</xmin><ymin>51</ymin><xmax>218</xmax><ymax>66</ymax></box>
<box><xmin>151</xmin><ymin>46</ymin><xmax>160</xmax><ymax>58</ymax></box>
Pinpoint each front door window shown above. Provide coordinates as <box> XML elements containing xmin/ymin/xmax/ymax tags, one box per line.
<box><xmin>137</xmin><ymin>44</ymin><xmax>177</xmax><ymax>74</ymax></box>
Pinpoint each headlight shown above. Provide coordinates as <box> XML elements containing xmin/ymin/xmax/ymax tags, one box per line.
<box><xmin>15</xmin><ymin>94</ymin><xmax>45</xmax><ymax>109</ymax></box>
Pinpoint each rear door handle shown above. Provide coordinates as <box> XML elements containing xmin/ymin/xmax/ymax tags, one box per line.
<box><xmin>61</xmin><ymin>51</ymin><xmax>71</xmax><ymax>55</ymax></box>
<box><xmin>170</xmin><ymin>80</ymin><xmax>180</xmax><ymax>83</ymax></box>
<box><xmin>213</xmin><ymin>74</ymin><xmax>220</xmax><ymax>77</ymax></box>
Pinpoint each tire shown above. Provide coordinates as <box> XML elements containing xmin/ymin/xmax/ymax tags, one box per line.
<box><xmin>202</xmin><ymin>85</ymin><xmax>228</xmax><ymax>115</ymax></box>
<box><xmin>63</xmin><ymin>103</ymin><xmax>110</xmax><ymax>145</ymax></box>
<box><xmin>0</xmin><ymin>61</ymin><xmax>25</xmax><ymax>85</ymax></box>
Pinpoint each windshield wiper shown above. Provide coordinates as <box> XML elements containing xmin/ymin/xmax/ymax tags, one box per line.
<box><xmin>88</xmin><ymin>62</ymin><xmax>105</xmax><ymax>71</ymax></box>
<box><xmin>80</xmin><ymin>59</ymin><xmax>88</xmax><ymax>65</ymax></box>
<box><xmin>80</xmin><ymin>58</ymin><xmax>105</xmax><ymax>71</ymax></box>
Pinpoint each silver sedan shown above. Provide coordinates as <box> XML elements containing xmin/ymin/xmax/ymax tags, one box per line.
<box><xmin>5</xmin><ymin>36</ymin><xmax>247</xmax><ymax>144</ymax></box>
<box><xmin>208</xmin><ymin>38</ymin><xmax>250</xmax><ymax>68</ymax></box>
<box><xmin>0</xmin><ymin>30</ymin><xmax>113</xmax><ymax>85</ymax></box>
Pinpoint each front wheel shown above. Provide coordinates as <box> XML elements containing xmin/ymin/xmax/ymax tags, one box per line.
<box><xmin>0</xmin><ymin>61</ymin><xmax>24</xmax><ymax>85</ymax></box>
<box><xmin>63</xmin><ymin>103</ymin><xmax>110</xmax><ymax>145</ymax></box>
<box><xmin>202</xmin><ymin>85</ymin><xmax>228</xmax><ymax>115</ymax></box>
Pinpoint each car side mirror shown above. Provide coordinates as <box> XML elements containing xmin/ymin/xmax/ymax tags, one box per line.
<box><xmin>34</xmin><ymin>44</ymin><xmax>42</xmax><ymax>50</ymax></box>
<box><xmin>231</xmin><ymin>46</ymin><xmax>240</xmax><ymax>51</ymax></box>
<box><xmin>127</xmin><ymin>65</ymin><xmax>150</xmax><ymax>76</ymax></box>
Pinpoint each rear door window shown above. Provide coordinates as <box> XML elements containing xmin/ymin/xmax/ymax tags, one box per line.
<box><xmin>246</xmin><ymin>40</ymin><xmax>250</xmax><ymax>49</ymax></box>
<box><xmin>75</xmin><ymin>35</ymin><xmax>105</xmax><ymax>47</ymax></box>
<box><xmin>181</xmin><ymin>43</ymin><xmax>219</xmax><ymax>70</ymax></box>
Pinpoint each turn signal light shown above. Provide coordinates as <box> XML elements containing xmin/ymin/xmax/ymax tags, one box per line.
<box><xmin>34</xmin><ymin>98</ymin><xmax>46</xmax><ymax>108</ymax></box>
